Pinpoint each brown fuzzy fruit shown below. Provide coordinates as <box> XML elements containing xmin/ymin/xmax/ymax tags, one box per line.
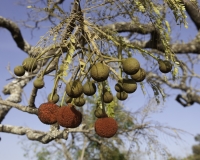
<box><xmin>122</xmin><ymin>79</ymin><xmax>137</xmax><ymax>93</ymax></box>
<box><xmin>38</xmin><ymin>102</ymin><xmax>59</xmax><ymax>125</ymax></box>
<box><xmin>116</xmin><ymin>91</ymin><xmax>128</xmax><ymax>101</ymax></box>
<box><xmin>33</xmin><ymin>77</ymin><xmax>45</xmax><ymax>89</ymax></box>
<box><xmin>90</xmin><ymin>63</ymin><xmax>109</xmax><ymax>82</ymax></box>
<box><xmin>74</xmin><ymin>97</ymin><xmax>86</xmax><ymax>107</ymax></box>
<box><xmin>14</xmin><ymin>66</ymin><xmax>25</xmax><ymax>76</ymax></box>
<box><xmin>122</xmin><ymin>58</ymin><xmax>140</xmax><ymax>75</ymax></box>
<box><xmin>94</xmin><ymin>108</ymin><xmax>107</xmax><ymax>118</ymax></box>
<box><xmin>158</xmin><ymin>60</ymin><xmax>172</xmax><ymax>73</ymax></box>
<box><xmin>22</xmin><ymin>57</ymin><xmax>37</xmax><ymax>72</ymax></box>
<box><xmin>48</xmin><ymin>93</ymin><xmax>59</xmax><ymax>103</ymax></box>
<box><xmin>57</xmin><ymin>104</ymin><xmax>82</xmax><ymax>128</ymax></box>
<box><xmin>103</xmin><ymin>91</ymin><xmax>113</xmax><ymax>103</ymax></box>
<box><xmin>66</xmin><ymin>80</ymin><xmax>83</xmax><ymax>98</ymax></box>
<box><xmin>83</xmin><ymin>81</ymin><xmax>96</xmax><ymax>96</ymax></box>
<box><xmin>115</xmin><ymin>83</ymin><xmax>123</xmax><ymax>92</ymax></box>
<box><xmin>131</xmin><ymin>68</ymin><xmax>146</xmax><ymax>82</ymax></box>
<box><xmin>95</xmin><ymin>117</ymin><xmax>118</xmax><ymax>138</ymax></box>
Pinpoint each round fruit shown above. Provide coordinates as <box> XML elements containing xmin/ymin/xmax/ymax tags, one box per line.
<box><xmin>57</xmin><ymin>104</ymin><xmax>82</xmax><ymax>128</ymax></box>
<box><xmin>38</xmin><ymin>102</ymin><xmax>59</xmax><ymax>125</ymax></box>
<box><xmin>158</xmin><ymin>59</ymin><xmax>172</xmax><ymax>73</ymax></box>
<box><xmin>83</xmin><ymin>81</ymin><xmax>96</xmax><ymax>96</ymax></box>
<box><xmin>14</xmin><ymin>66</ymin><xmax>25</xmax><ymax>76</ymax></box>
<box><xmin>90</xmin><ymin>63</ymin><xmax>110</xmax><ymax>82</ymax></box>
<box><xmin>122</xmin><ymin>58</ymin><xmax>140</xmax><ymax>75</ymax></box>
<box><xmin>103</xmin><ymin>91</ymin><xmax>113</xmax><ymax>103</ymax></box>
<box><xmin>115</xmin><ymin>83</ymin><xmax>123</xmax><ymax>92</ymax></box>
<box><xmin>94</xmin><ymin>108</ymin><xmax>107</xmax><ymax>118</ymax></box>
<box><xmin>95</xmin><ymin>117</ymin><xmax>118</xmax><ymax>138</ymax></box>
<box><xmin>65</xmin><ymin>96</ymin><xmax>72</xmax><ymax>103</ymax></box>
<box><xmin>122</xmin><ymin>79</ymin><xmax>137</xmax><ymax>93</ymax></box>
<box><xmin>33</xmin><ymin>77</ymin><xmax>45</xmax><ymax>89</ymax></box>
<box><xmin>74</xmin><ymin>97</ymin><xmax>86</xmax><ymax>107</ymax></box>
<box><xmin>48</xmin><ymin>93</ymin><xmax>59</xmax><ymax>103</ymax></box>
<box><xmin>116</xmin><ymin>91</ymin><xmax>128</xmax><ymax>100</ymax></box>
<box><xmin>66</xmin><ymin>80</ymin><xmax>83</xmax><ymax>98</ymax></box>
<box><xmin>22</xmin><ymin>57</ymin><xmax>37</xmax><ymax>72</ymax></box>
<box><xmin>131</xmin><ymin>68</ymin><xmax>146</xmax><ymax>82</ymax></box>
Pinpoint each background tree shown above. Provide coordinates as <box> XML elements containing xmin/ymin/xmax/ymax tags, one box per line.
<box><xmin>0</xmin><ymin>0</ymin><xmax>200</xmax><ymax>159</ymax></box>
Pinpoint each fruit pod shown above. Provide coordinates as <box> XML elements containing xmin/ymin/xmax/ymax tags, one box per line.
<box><xmin>65</xmin><ymin>80</ymin><xmax>83</xmax><ymax>98</ymax></box>
<box><xmin>116</xmin><ymin>91</ymin><xmax>128</xmax><ymax>100</ymax></box>
<box><xmin>90</xmin><ymin>63</ymin><xmax>110</xmax><ymax>82</ymax></box>
<box><xmin>38</xmin><ymin>102</ymin><xmax>59</xmax><ymax>125</ymax></box>
<box><xmin>14</xmin><ymin>66</ymin><xmax>25</xmax><ymax>76</ymax></box>
<box><xmin>57</xmin><ymin>104</ymin><xmax>82</xmax><ymax>128</ymax></box>
<box><xmin>95</xmin><ymin>117</ymin><xmax>118</xmax><ymax>138</ymax></box>
<box><xmin>122</xmin><ymin>79</ymin><xmax>137</xmax><ymax>93</ymax></box>
<box><xmin>122</xmin><ymin>58</ymin><xmax>140</xmax><ymax>75</ymax></box>
<box><xmin>103</xmin><ymin>91</ymin><xmax>113</xmax><ymax>103</ymax></box>
<box><xmin>131</xmin><ymin>68</ymin><xmax>146</xmax><ymax>82</ymax></box>
<box><xmin>48</xmin><ymin>93</ymin><xmax>59</xmax><ymax>103</ymax></box>
<box><xmin>83</xmin><ymin>81</ymin><xmax>96</xmax><ymax>96</ymax></box>
<box><xmin>22</xmin><ymin>57</ymin><xmax>37</xmax><ymax>72</ymax></box>
<box><xmin>74</xmin><ymin>97</ymin><xmax>86</xmax><ymax>107</ymax></box>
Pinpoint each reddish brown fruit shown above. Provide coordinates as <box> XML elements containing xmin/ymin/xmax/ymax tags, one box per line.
<box><xmin>57</xmin><ymin>104</ymin><xmax>82</xmax><ymax>128</ymax></box>
<box><xmin>95</xmin><ymin>117</ymin><xmax>118</xmax><ymax>138</ymax></box>
<box><xmin>38</xmin><ymin>102</ymin><xmax>59</xmax><ymax>125</ymax></box>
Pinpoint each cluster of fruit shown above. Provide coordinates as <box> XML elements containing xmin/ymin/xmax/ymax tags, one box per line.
<box><xmin>13</xmin><ymin>56</ymin><xmax>172</xmax><ymax>138</ymax></box>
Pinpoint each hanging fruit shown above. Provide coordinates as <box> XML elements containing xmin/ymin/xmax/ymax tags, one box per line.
<box><xmin>90</xmin><ymin>63</ymin><xmax>110</xmax><ymax>82</ymax></box>
<box><xmin>57</xmin><ymin>104</ymin><xmax>82</xmax><ymax>128</ymax></box>
<box><xmin>37</xmin><ymin>102</ymin><xmax>59</xmax><ymax>125</ymax></box>
<box><xmin>131</xmin><ymin>68</ymin><xmax>146</xmax><ymax>82</ymax></box>
<box><xmin>14</xmin><ymin>66</ymin><xmax>25</xmax><ymax>76</ymax></box>
<box><xmin>65</xmin><ymin>79</ymin><xmax>83</xmax><ymax>98</ymax></box>
<box><xmin>95</xmin><ymin>117</ymin><xmax>118</xmax><ymax>138</ymax></box>
<box><xmin>122</xmin><ymin>58</ymin><xmax>140</xmax><ymax>75</ymax></box>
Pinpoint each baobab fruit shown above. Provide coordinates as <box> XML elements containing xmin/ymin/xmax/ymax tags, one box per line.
<box><xmin>94</xmin><ymin>108</ymin><xmax>107</xmax><ymax>118</ymax></box>
<box><xmin>22</xmin><ymin>57</ymin><xmax>37</xmax><ymax>72</ymax></box>
<box><xmin>122</xmin><ymin>79</ymin><xmax>137</xmax><ymax>93</ymax></box>
<box><xmin>90</xmin><ymin>63</ymin><xmax>109</xmax><ymax>82</ymax></box>
<box><xmin>38</xmin><ymin>102</ymin><xmax>59</xmax><ymax>125</ymax></box>
<box><xmin>48</xmin><ymin>93</ymin><xmax>59</xmax><ymax>103</ymax></box>
<box><xmin>65</xmin><ymin>96</ymin><xmax>72</xmax><ymax>103</ymax></box>
<box><xmin>131</xmin><ymin>68</ymin><xmax>146</xmax><ymax>82</ymax></box>
<box><xmin>66</xmin><ymin>79</ymin><xmax>83</xmax><ymax>98</ymax></box>
<box><xmin>158</xmin><ymin>59</ymin><xmax>172</xmax><ymax>73</ymax></box>
<box><xmin>122</xmin><ymin>58</ymin><xmax>140</xmax><ymax>75</ymax></box>
<box><xmin>115</xmin><ymin>82</ymin><xmax>123</xmax><ymax>92</ymax></box>
<box><xmin>57</xmin><ymin>104</ymin><xmax>82</xmax><ymax>128</ymax></box>
<box><xmin>116</xmin><ymin>91</ymin><xmax>128</xmax><ymax>101</ymax></box>
<box><xmin>14</xmin><ymin>65</ymin><xmax>25</xmax><ymax>76</ymax></box>
<box><xmin>74</xmin><ymin>97</ymin><xmax>86</xmax><ymax>107</ymax></box>
<box><xmin>95</xmin><ymin>117</ymin><xmax>118</xmax><ymax>138</ymax></box>
<box><xmin>103</xmin><ymin>91</ymin><xmax>113</xmax><ymax>103</ymax></box>
<box><xmin>83</xmin><ymin>81</ymin><xmax>96</xmax><ymax>96</ymax></box>
<box><xmin>33</xmin><ymin>77</ymin><xmax>45</xmax><ymax>89</ymax></box>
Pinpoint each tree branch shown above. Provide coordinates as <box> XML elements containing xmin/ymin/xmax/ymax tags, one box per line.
<box><xmin>0</xmin><ymin>16</ymin><xmax>32</xmax><ymax>54</ymax></box>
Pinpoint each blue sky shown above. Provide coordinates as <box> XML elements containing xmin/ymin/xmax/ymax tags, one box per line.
<box><xmin>0</xmin><ymin>1</ymin><xmax>200</xmax><ymax>160</ymax></box>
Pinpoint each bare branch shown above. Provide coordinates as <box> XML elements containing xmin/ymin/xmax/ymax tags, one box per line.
<box><xmin>0</xmin><ymin>16</ymin><xmax>32</xmax><ymax>54</ymax></box>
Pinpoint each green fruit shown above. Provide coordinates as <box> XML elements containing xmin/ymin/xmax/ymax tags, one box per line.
<box><xmin>122</xmin><ymin>58</ymin><xmax>140</xmax><ymax>75</ymax></box>
<box><xmin>116</xmin><ymin>91</ymin><xmax>128</xmax><ymax>101</ymax></box>
<box><xmin>158</xmin><ymin>60</ymin><xmax>172</xmax><ymax>73</ymax></box>
<box><xmin>122</xmin><ymin>79</ymin><xmax>137</xmax><ymax>93</ymax></box>
<box><xmin>22</xmin><ymin>57</ymin><xmax>37</xmax><ymax>72</ymax></box>
<box><xmin>115</xmin><ymin>83</ymin><xmax>123</xmax><ymax>92</ymax></box>
<box><xmin>48</xmin><ymin>93</ymin><xmax>59</xmax><ymax>103</ymax></box>
<box><xmin>103</xmin><ymin>91</ymin><xmax>113</xmax><ymax>103</ymax></box>
<box><xmin>66</xmin><ymin>80</ymin><xmax>83</xmax><ymax>98</ymax></box>
<box><xmin>83</xmin><ymin>81</ymin><xmax>96</xmax><ymax>96</ymax></box>
<box><xmin>74</xmin><ymin>97</ymin><xmax>86</xmax><ymax>107</ymax></box>
<box><xmin>33</xmin><ymin>77</ymin><xmax>44</xmax><ymax>89</ymax></box>
<box><xmin>14</xmin><ymin>66</ymin><xmax>25</xmax><ymax>76</ymax></box>
<box><xmin>131</xmin><ymin>68</ymin><xmax>146</xmax><ymax>82</ymax></box>
<box><xmin>65</xmin><ymin>96</ymin><xmax>73</xmax><ymax>103</ymax></box>
<box><xmin>94</xmin><ymin>108</ymin><xmax>107</xmax><ymax>118</ymax></box>
<box><xmin>90</xmin><ymin>63</ymin><xmax>110</xmax><ymax>82</ymax></box>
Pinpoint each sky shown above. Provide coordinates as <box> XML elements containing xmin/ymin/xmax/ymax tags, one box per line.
<box><xmin>0</xmin><ymin>0</ymin><xmax>200</xmax><ymax>160</ymax></box>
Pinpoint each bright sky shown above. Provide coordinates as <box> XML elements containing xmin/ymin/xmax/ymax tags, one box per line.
<box><xmin>0</xmin><ymin>1</ymin><xmax>200</xmax><ymax>160</ymax></box>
